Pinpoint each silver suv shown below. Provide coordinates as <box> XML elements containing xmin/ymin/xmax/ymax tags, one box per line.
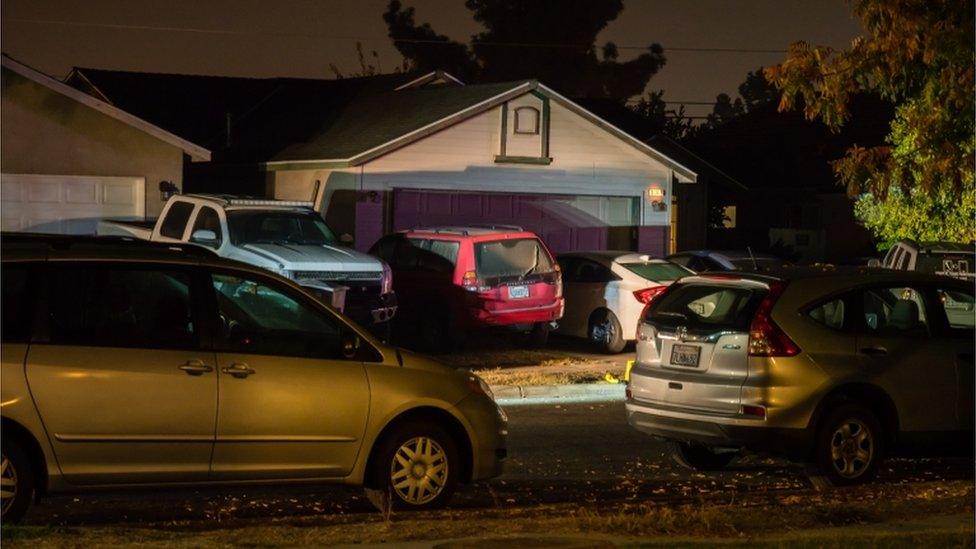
<box><xmin>626</xmin><ymin>268</ymin><xmax>974</xmax><ymax>485</ymax></box>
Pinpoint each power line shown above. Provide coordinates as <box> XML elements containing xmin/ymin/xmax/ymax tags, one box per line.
<box><xmin>6</xmin><ymin>17</ymin><xmax>788</xmax><ymax>54</ymax></box>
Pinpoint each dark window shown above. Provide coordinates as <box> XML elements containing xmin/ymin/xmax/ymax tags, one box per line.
<box><xmin>2</xmin><ymin>264</ymin><xmax>33</xmax><ymax>343</ymax></box>
<box><xmin>807</xmin><ymin>298</ymin><xmax>847</xmax><ymax>330</ymax></box>
<box><xmin>514</xmin><ymin>107</ymin><xmax>540</xmax><ymax>134</ymax></box>
<box><xmin>860</xmin><ymin>286</ymin><xmax>928</xmax><ymax>335</ymax></box>
<box><xmin>191</xmin><ymin>206</ymin><xmax>223</xmax><ymax>247</ymax></box>
<box><xmin>935</xmin><ymin>287</ymin><xmax>975</xmax><ymax>330</ymax></box>
<box><xmin>369</xmin><ymin>235</ymin><xmax>399</xmax><ymax>263</ymax></box>
<box><xmin>557</xmin><ymin>257</ymin><xmax>579</xmax><ymax>282</ymax></box>
<box><xmin>621</xmin><ymin>262</ymin><xmax>690</xmax><ymax>283</ymax></box>
<box><xmin>668</xmin><ymin>255</ymin><xmax>692</xmax><ymax>268</ymax></box>
<box><xmin>212</xmin><ymin>272</ymin><xmax>343</xmax><ymax>359</ymax></box>
<box><xmin>647</xmin><ymin>284</ymin><xmax>766</xmax><ymax>332</ymax></box>
<box><xmin>573</xmin><ymin>259</ymin><xmax>614</xmax><ymax>283</ymax></box>
<box><xmin>47</xmin><ymin>265</ymin><xmax>197</xmax><ymax>349</ymax></box>
<box><xmin>475</xmin><ymin>238</ymin><xmax>554</xmax><ymax>280</ymax></box>
<box><xmin>408</xmin><ymin>239</ymin><xmax>459</xmax><ymax>274</ymax></box>
<box><xmin>159</xmin><ymin>201</ymin><xmax>195</xmax><ymax>239</ymax></box>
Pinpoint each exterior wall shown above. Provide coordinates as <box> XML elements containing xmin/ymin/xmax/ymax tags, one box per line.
<box><xmin>268</xmin><ymin>91</ymin><xmax>681</xmax><ymax>252</ymax></box>
<box><xmin>1</xmin><ymin>67</ymin><xmax>185</xmax><ymax>218</ymax></box>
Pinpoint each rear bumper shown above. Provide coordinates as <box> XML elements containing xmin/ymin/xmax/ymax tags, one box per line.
<box><xmin>626</xmin><ymin>398</ymin><xmax>812</xmax><ymax>459</ymax></box>
<box><xmin>345</xmin><ymin>292</ymin><xmax>397</xmax><ymax>327</ymax></box>
<box><xmin>463</xmin><ymin>298</ymin><xmax>564</xmax><ymax>328</ymax></box>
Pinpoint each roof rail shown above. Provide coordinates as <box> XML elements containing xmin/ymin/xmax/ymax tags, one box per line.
<box><xmin>0</xmin><ymin>233</ymin><xmax>217</xmax><ymax>257</ymax></box>
<box><xmin>183</xmin><ymin>194</ymin><xmax>314</xmax><ymax>209</ymax></box>
<box><xmin>466</xmin><ymin>223</ymin><xmax>524</xmax><ymax>232</ymax></box>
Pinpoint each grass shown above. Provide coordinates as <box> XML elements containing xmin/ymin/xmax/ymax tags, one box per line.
<box><xmin>3</xmin><ymin>481</ymin><xmax>971</xmax><ymax>547</ymax></box>
<box><xmin>474</xmin><ymin>367</ymin><xmax>609</xmax><ymax>387</ymax></box>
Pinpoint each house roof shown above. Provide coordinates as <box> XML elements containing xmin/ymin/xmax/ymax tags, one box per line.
<box><xmin>66</xmin><ymin>67</ymin><xmax>695</xmax><ymax>180</ymax></box>
<box><xmin>3</xmin><ymin>55</ymin><xmax>210</xmax><ymax>161</ymax></box>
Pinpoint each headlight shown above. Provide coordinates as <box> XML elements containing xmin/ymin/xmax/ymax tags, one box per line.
<box><xmin>459</xmin><ymin>369</ymin><xmax>494</xmax><ymax>400</ymax></box>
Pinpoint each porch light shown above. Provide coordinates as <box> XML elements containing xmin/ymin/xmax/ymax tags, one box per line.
<box><xmin>647</xmin><ymin>185</ymin><xmax>667</xmax><ymax>211</ymax></box>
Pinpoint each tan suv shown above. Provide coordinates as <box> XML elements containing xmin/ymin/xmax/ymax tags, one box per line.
<box><xmin>626</xmin><ymin>268</ymin><xmax>974</xmax><ymax>485</ymax></box>
<box><xmin>0</xmin><ymin>234</ymin><xmax>506</xmax><ymax>522</ymax></box>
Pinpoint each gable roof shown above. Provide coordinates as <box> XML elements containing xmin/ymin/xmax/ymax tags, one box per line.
<box><xmin>67</xmin><ymin>67</ymin><xmax>694</xmax><ymax>180</ymax></box>
<box><xmin>3</xmin><ymin>55</ymin><xmax>210</xmax><ymax>161</ymax></box>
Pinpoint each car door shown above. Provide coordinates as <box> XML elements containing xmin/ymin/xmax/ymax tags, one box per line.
<box><xmin>207</xmin><ymin>269</ymin><xmax>370</xmax><ymax>480</ymax></box>
<box><xmin>931</xmin><ymin>285</ymin><xmax>975</xmax><ymax>431</ymax></box>
<box><xmin>555</xmin><ymin>257</ymin><xmax>584</xmax><ymax>336</ymax></box>
<box><xmin>854</xmin><ymin>284</ymin><xmax>958</xmax><ymax>432</ymax></box>
<box><xmin>562</xmin><ymin>259</ymin><xmax>609</xmax><ymax>338</ymax></box>
<box><xmin>25</xmin><ymin>262</ymin><xmax>217</xmax><ymax>485</ymax></box>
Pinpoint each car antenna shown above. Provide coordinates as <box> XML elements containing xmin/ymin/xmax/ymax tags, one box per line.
<box><xmin>747</xmin><ymin>246</ymin><xmax>759</xmax><ymax>271</ymax></box>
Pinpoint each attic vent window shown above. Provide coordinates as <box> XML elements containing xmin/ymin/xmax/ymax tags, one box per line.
<box><xmin>514</xmin><ymin>107</ymin><xmax>540</xmax><ymax>135</ymax></box>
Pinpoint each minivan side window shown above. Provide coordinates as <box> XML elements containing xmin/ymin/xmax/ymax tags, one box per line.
<box><xmin>159</xmin><ymin>201</ymin><xmax>195</xmax><ymax>239</ymax></box>
<box><xmin>212</xmin><ymin>272</ymin><xmax>343</xmax><ymax>359</ymax></box>
<box><xmin>861</xmin><ymin>286</ymin><xmax>928</xmax><ymax>335</ymax></box>
<box><xmin>2</xmin><ymin>263</ymin><xmax>33</xmax><ymax>343</ymax></box>
<box><xmin>46</xmin><ymin>265</ymin><xmax>197</xmax><ymax>349</ymax></box>
<box><xmin>191</xmin><ymin>206</ymin><xmax>223</xmax><ymax>247</ymax></box>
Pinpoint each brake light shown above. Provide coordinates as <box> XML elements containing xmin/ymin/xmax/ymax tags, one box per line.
<box><xmin>380</xmin><ymin>261</ymin><xmax>393</xmax><ymax>295</ymax></box>
<box><xmin>633</xmin><ymin>285</ymin><xmax>668</xmax><ymax>304</ymax></box>
<box><xmin>748</xmin><ymin>281</ymin><xmax>800</xmax><ymax>357</ymax></box>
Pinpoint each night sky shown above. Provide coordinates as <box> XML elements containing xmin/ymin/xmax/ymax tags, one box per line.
<box><xmin>2</xmin><ymin>0</ymin><xmax>862</xmax><ymax>117</ymax></box>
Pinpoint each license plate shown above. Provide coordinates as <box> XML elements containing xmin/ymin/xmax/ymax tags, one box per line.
<box><xmin>508</xmin><ymin>285</ymin><xmax>529</xmax><ymax>299</ymax></box>
<box><xmin>670</xmin><ymin>344</ymin><xmax>701</xmax><ymax>367</ymax></box>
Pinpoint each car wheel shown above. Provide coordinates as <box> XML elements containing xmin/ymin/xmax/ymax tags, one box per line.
<box><xmin>815</xmin><ymin>403</ymin><xmax>883</xmax><ymax>486</ymax></box>
<box><xmin>589</xmin><ymin>309</ymin><xmax>625</xmax><ymax>354</ymax></box>
<box><xmin>1</xmin><ymin>439</ymin><xmax>35</xmax><ymax>523</ymax></box>
<box><xmin>525</xmin><ymin>322</ymin><xmax>550</xmax><ymax>348</ymax></box>
<box><xmin>669</xmin><ymin>441</ymin><xmax>737</xmax><ymax>471</ymax></box>
<box><xmin>366</xmin><ymin>421</ymin><xmax>460</xmax><ymax>511</ymax></box>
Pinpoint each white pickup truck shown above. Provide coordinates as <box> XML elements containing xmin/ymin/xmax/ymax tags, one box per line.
<box><xmin>98</xmin><ymin>194</ymin><xmax>396</xmax><ymax>329</ymax></box>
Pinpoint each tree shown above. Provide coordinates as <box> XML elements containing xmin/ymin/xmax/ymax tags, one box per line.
<box><xmin>628</xmin><ymin>90</ymin><xmax>694</xmax><ymax>140</ymax></box>
<box><xmin>765</xmin><ymin>0</ymin><xmax>975</xmax><ymax>243</ymax></box>
<box><xmin>383</xmin><ymin>0</ymin><xmax>665</xmax><ymax>102</ymax></box>
<box><xmin>702</xmin><ymin>68</ymin><xmax>776</xmax><ymax>129</ymax></box>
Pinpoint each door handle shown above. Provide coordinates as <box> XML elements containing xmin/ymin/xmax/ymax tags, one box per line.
<box><xmin>221</xmin><ymin>363</ymin><xmax>256</xmax><ymax>378</ymax></box>
<box><xmin>859</xmin><ymin>346</ymin><xmax>888</xmax><ymax>357</ymax></box>
<box><xmin>179</xmin><ymin>360</ymin><xmax>213</xmax><ymax>376</ymax></box>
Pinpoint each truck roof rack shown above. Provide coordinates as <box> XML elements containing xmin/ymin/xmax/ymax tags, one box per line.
<box><xmin>183</xmin><ymin>194</ymin><xmax>314</xmax><ymax>209</ymax></box>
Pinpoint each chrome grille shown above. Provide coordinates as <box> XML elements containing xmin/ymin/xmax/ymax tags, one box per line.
<box><xmin>292</xmin><ymin>270</ymin><xmax>382</xmax><ymax>282</ymax></box>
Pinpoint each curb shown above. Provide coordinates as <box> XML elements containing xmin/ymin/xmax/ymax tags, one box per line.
<box><xmin>491</xmin><ymin>382</ymin><xmax>626</xmax><ymax>404</ymax></box>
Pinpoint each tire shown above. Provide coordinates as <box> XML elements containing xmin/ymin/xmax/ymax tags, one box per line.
<box><xmin>1</xmin><ymin>438</ymin><xmax>35</xmax><ymax>523</ymax></box>
<box><xmin>814</xmin><ymin>403</ymin><xmax>884</xmax><ymax>486</ymax></box>
<box><xmin>366</xmin><ymin>421</ymin><xmax>460</xmax><ymax>511</ymax></box>
<box><xmin>669</xmin><ymin>441</ymin><xmax>737</xmax><ymax>471</ymax></box>
<box><xmin>589</xmin><ymin>309</ymin><xmax>625</xmax><ymax>354</ymax></box>
<box><xmin>525</xmin><ymin>322</ymin><xmax>550</xmax><ymax>348</ymax></box>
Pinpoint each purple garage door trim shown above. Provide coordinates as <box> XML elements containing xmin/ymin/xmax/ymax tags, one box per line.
<box><xmin>366</xmin><ymin>189</ymin><xmax>668</xmax><ymax>255</ymax></box>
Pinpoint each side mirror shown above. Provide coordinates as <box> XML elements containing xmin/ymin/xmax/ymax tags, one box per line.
<box><xmin>191</xmin><ymin>229</ymin><xmax>219</xmax><ymax>247</ymax></box>
<box><xmin>339</xmin><ymin>233</ymin><xmax>354</xmax><ymax>245</ymax></box>
<box><xmin>867</xmin><ymin>258</ymin><xmax>881</xmax><ymax>268</ymax></box>
<box><xmin>341</xmin><ymin>331</ymin><xmax>361</xmax><ymax>359</ymax></box>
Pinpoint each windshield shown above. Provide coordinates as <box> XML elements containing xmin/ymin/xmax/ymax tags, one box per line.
<box><xmin>227</xmin><ymin>211</ymin><xmax>338</xmax><ymax>246</ymax></box>
<box><xmin>475</xmin><ymin>238</ymin><xmax>554</xmax><ymax>280</ymax></box>
<box><xmin>620</xmin><ymin>262</ymin><xmax>691</xmax><ymax>282</ymax></box>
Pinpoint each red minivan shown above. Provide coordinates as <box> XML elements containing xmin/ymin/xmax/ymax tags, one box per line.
<box><xmin>370</xmin><ymin>227</ymin><xmax>563</xmax><ymax>350</ymax></box>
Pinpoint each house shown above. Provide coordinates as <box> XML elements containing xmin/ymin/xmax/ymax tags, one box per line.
<box><xmin>1</xmin><ymin>55</ymin><xmax>210</xmax><ymax>234</ymax></box>
<box><xmin>66</xmin><ymin>69</ymin><xmax>697</xmax><ymax>255</ymax></box>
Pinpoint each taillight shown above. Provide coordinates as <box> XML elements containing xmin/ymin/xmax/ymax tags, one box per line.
<box><xmin>635</xmin><ymin>285</ymin><xmax>673</xmax><ymax>341</ymax></box>
<box><xmin>633</xmin><ymin>285</ymin><xmax>668</xmax><ymax>304</ymax></box>
<box><xmin>380</xmin><ymin>261</ymin><xmax>393</xmax><ymax>294</ymax></box>
<box><xmin>748</xmin><ymin>281</ymin><xmax>800</xmax><ymax>357</ymax></box>
<box><xmin>462</xmin><ymin>270</ymin><xmax>479</xmax><ymax>292</ymax></box>
<box><xmin>553</xmin><ymin>264</ymin><xmax>562</xmax><ymax>298</ymax></box>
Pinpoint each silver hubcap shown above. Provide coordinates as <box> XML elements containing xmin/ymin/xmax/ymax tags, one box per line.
<box><xmin>830</xmin><ymin>419</ymin><xmax>874</xmax><ymax>478</ymax></box>
<box><xmin>390</xmin><ymin>436</ymin><xmax>449</xmax><ymax>505</ymax></box>
<box><xmin>1</xmin><ymin>453</ymin><xmax>17</xmax><ymax>515</ymax></box>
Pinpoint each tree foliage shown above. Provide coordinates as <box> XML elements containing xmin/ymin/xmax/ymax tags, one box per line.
<box><xmin>764</xmin><ymin>0</ymin><xmax>975</xmax><ymax>225</ymax></box>
<box><xmin>383</xmin><ymin>0</ymin><xmax>665</xmax><ymax>102</ymax></box>
<box><xmin>855</xmin><ymin>186</ymin><xmax>976</xmax><ymax>249</ymax></box>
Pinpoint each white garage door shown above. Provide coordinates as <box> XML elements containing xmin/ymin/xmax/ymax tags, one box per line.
<box><xmin>1</xmin><ymin>174</ymin><xmax>145</xmax><ymax>235</ymax></box>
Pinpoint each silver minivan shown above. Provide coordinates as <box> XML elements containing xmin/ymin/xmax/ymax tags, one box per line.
<box><xmin>626</xmin><ymin>268</ymin><xmax>974</xmax><ymax>485</ymax></box>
